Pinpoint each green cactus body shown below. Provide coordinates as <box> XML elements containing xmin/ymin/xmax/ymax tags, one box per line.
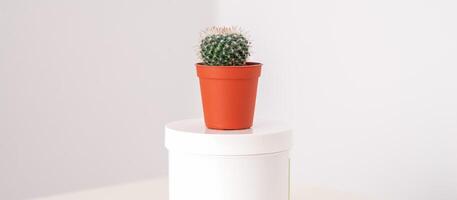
<box><xmin>199</xmin><ymin>27</ymin><xmax>250</xmax><ymax>66</ymax></box>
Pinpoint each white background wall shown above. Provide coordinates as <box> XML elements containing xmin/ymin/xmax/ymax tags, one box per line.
<box><xmin>217</xmin><ymin>0</ymin><xmax>457</xmax><ymax>199</ymax></box>
<box><xmin>0</xmin><ymin>0</ymin><xmax>212</xmax><ymax>199</ymax></box>
<box><xmin>1</xmin><ymin>0</ymin><xmax>457</xmax><ymax>199</ymax></box>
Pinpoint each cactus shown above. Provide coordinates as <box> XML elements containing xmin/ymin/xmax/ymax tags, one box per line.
<box><xmin>199</xmin><ymin>26</ymin><xmax>250</xmax><ymax>66</ymax></box>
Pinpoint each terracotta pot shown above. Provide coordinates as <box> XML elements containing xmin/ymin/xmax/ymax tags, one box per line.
<box><xmin>196</xmin><ymin>62</ymin><xmax>262</xmax><ymax>130</ymax></box>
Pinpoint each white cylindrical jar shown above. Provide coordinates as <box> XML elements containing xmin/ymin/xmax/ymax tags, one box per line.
<box><xmin>165</xmin><ymin>119</ymin><xmax>292</xmax><ymax>200</ymax></box>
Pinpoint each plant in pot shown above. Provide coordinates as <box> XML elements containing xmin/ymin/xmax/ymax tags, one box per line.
<box><xmin>196</xmin><ymin>26</ymin><xmax>261</xmax><ymax>130</ymax></box>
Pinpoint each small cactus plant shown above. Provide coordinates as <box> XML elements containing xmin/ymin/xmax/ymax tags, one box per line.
<box><xmin>199</xmin><ymin>26</ymin><xmax>251</xmax><ymax>66</ymax></box>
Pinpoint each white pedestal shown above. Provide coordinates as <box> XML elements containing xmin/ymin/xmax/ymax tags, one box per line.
<box><xmin>165</xmin><ymin>119</ymin><xmax>293</xmax><ymax>200</ymax></box>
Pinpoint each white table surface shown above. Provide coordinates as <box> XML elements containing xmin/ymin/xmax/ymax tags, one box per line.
<box><xmin>34</xmin><ymin>177</ymin><xmax>370</xmax><ymax>200</ymax></box>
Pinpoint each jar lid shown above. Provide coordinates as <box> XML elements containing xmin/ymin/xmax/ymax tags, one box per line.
<box><xmin>165</xmin><ymin>119</ymin><xmax>292</xmax><ymax>156</ymax></box>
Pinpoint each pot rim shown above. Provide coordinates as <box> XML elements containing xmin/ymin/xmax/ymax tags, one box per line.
<box><xmin>196</xmin><ymin>62</ymin><xmax>261</xmax><ymax>79</ymax></box>
<box><xmin>196</xmin><ymin>62</ymin><xmax>262</xmax><ymax>68</ymax></box>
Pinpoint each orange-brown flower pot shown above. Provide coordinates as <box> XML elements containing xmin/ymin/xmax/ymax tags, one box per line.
<box><xmin>196</xmin><ymin>62</ymin><xmax>262</xmax><ymax>130</ymax></box>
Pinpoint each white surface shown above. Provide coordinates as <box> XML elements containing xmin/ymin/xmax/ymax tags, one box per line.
<box><xmin>217</xmin><ymin>0</ymin><xmax>457</xmax><ymax>199</ymax></box>
<box><xmin>166</xmin><ymin>119</ymin><xmax>291</xmax><ymax>200</ymax></box>
<box><xmin>165</xmin><ymin>119</ymin><xmax>292</xmax><ymax>155</ymax></box>
<box><xmin>0</xmin><ymin>0</ymin><xmax>213</xmax><ymax>199</ymax></box>
<box><xmin>33</xmin><ymin>177</ymin><xmax>370</xmax><ymax>200</ymax></box>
